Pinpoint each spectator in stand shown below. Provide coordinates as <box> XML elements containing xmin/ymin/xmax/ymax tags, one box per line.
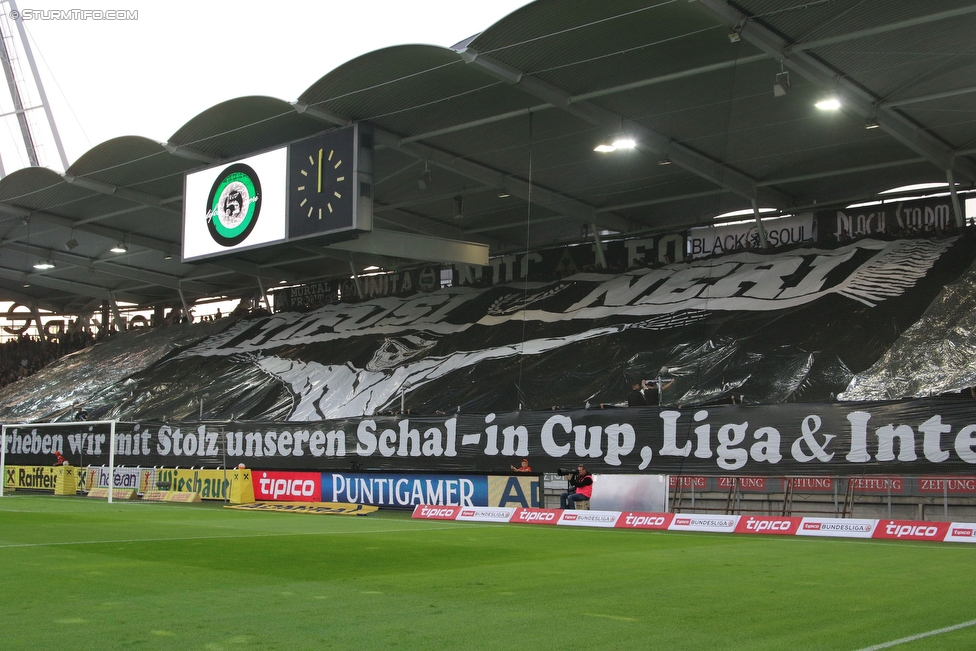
<box><xmin>628</xmin><ymin>380</ymin><xmax>648</xmax><ymax>407</ymax></box>
<box><xmin>559</xmin><ymin>464</ymin><xmax>593</xmax><ymax>510</ymax></box>
<box><xmin>643</xmin><ymin>375</ymin><xmax>675</xmax><ymax>406</ymax></box>
<box><xmin>629</xmin><ymin>376</ymin><xmax>675</xmax><ymax>407</ymax></box>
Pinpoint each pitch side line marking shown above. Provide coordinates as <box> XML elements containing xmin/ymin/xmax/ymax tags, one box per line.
<box><xmin>854</xmin><ymin>618</ymin><xmax>976</xmax><ymax>650</ymax></box>
<box><xmin>0</xmin><ymin>524</ymin><xmax>490</xmax><ymax>549</ymax></box>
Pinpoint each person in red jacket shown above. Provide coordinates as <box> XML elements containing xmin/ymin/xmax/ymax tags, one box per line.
<box><xmin>53</xmin><ymin>450</ymin><xmax>68</xmax><ymax>466</ymax></box>
<box><xmin>511</xmin><ymin>458</ymin><xmax>532</xmax><ymax>472</ymax></box>
<box><xmin>559</xmin><ymin>464</ymin><xmax>592</xmax><ymax>509</ymax></box>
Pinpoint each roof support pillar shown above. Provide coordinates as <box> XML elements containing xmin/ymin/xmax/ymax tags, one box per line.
<box><xmin>29</xmin><ymin>302</ymin><xmax>43</xmax><ymax>336</ymax></box>
<box><xmin>255</xmin><ymin>277</ymin><xmax>271</xmax><ymax>313</ymax></box>
<box><xmin>177</xmin><ymin>286</ymin><xmax>190</xmax><ymax>323</ymax></box>
<box><xmin>947</xmin><ymin>170</ymin><xmax>965</xmax><ymax>228</ymax></box>
<box><xmin>592</xmin><ymin>224</ymin><xmax>608</xmax><ymax>269</ymax></box>
<box><xmin>348</xmin><ymin>262</ymin><xmax>363</xmax><ymax>299</ymax></box>
<box><xmin>751</xmin><ymin>198</ymin><xmax>768</xmax><ymax>249</ymax></box>
<box><xmin>109</xmin><ymin>298</ymin><xmax>123</xmax><ymax>332</ymax></box>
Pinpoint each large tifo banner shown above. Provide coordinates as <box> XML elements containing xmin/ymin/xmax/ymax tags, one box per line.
<box><xmin>413</xmin><ymin>506</ymin><xmax>976</xmax><ymax>544</ymax></box>
<box><xmin>5</xmin><ymin>396</ymin><xmax>976</xmax><ymax>475</ymax></box>
<box><xmin>2</xmin><ymin>234</ymin><xmax>971</xmax><ymax>425</ymax></box>
<box><xmin>55</xmin><ymin>233</ymin><xmax>963</xmax><ymax>422</ymax></box>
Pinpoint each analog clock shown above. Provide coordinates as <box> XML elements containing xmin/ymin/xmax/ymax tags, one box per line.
<box><xmin>296</xmin><ymin>146</ymin><xmax>345</xmax><ymax>220</ymax></box>
<box><xmin>287</xmin><ymin>127</ymin><xmax>359</xmax><ymax>240</ymax></box>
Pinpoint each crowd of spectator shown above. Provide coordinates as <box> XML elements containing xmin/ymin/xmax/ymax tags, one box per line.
<box><xmin>0</xmin><ymin>331</ymin><xmax>95</xmax><ymax>390</ymax></box>
<box><xmin>0</xmin><ymin>301</ymin><xmax>264</xmax><ymax>390</ymax></box>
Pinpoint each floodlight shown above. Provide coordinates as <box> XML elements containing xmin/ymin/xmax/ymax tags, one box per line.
<box><xmin>815</xmin><ymin>97</ymin><xmax>841</xmax><ymax>110</ymax></box>
<box><xmin>773</xmin><ymin>71</ymin><xmax>790</xmax><ymax>97</ymax></box>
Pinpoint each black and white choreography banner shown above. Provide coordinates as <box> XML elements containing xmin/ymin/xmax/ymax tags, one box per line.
<box><xmin>166</xmin><ymin>236</ymin><xmax>965</xmax><ymax>418</ymax></box>
<box><xmin>5</xmin><ymin>397</ymin><xmax>976</xmax><ymax>475</ymax></box>
<box><xmin>6</xmin><ymin>233</ymin><xmax>967</xmax><ymax>425</ymax></box>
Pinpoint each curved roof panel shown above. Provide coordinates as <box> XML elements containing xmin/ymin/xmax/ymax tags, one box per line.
<box><xmin>300</xmin><ymin>45</ymin><xmax>466</xmax><ymax>111</ymax></box>
<box><xmin>472</xmin><ymin>0</ymin><xmax>729</xmax><ymax>95</ymax></box>
<box><xmin>0</xmin><ymin>167</ymin><xmax>78</xmax><ymax>207</ymax></box>
<box><xmin>168</xmin><ymin>96</ymin><xmax>325</xmax><ymax>160</ymax></box>
<box><xmin>299</xmin><ymin>45</ymin><xmax>539</xmax><ymax>138</ymax></box>
<box><xmin>66</xmin><ymin>136</ymin><xmax>193</xmax><ymax>194</ymax></box>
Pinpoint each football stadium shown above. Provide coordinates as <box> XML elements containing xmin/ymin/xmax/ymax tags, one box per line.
<box><xmin>3</xmin><ymin>1</ymin><xmax>976</xmax><ymax>649</ymax></box>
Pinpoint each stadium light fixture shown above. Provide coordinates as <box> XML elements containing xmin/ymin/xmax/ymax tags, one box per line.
<box><xmin>110</xmin><ymin>241</ymin><xmax>128</xmax><ymax>253</ymax></box>
<box><xmin>33</xmin><ymin>258</ymin><xmax>54</xmax><ymax>270</ymax></box>
<box><xmin>879</xmin><ymin>183</ymin><xmax>948</xmax><ymax>195</ymax></box>
<box><xmin>595</xmin><ymin>136</ymin><xmax>637</xmax><ymax>153</ymax></box>
<box><xmin>712</xmin><ymin>207</ymin><xmax>777</xmax><ymax>221</ymax></box>
<box><xmin>773</xmin><ymin>71</ymin><xmax>790</xmax><ymax>97</ymax></box>
<box><xmin>815</xmin><ymin>96</ymin><xmax>841</xmax><ymax>111</ymax></box>
<box><xmin>418</xmin><ymin>161</ymin><xmax>431</xmax><ymax>190</ymax></box>
<box><xmin>865</xmin><ymin>117</ymin><xmax>880</xmax><ymax>130</ymax></box>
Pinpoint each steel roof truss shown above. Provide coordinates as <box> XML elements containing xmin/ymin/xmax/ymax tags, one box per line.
<box><xmin>696</xmin><ymin>0</ymin><xmax>976</xmax><ymax>182</ymax></box>
<box><xmin>456</xmin><ymin>47</ymin><xmax>794</xmax><ymax>210</ymax></box>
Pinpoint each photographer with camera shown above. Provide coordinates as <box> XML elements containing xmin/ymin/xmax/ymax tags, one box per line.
<box><xmin>559</xmin><ymin>464</ymin><xmax>593</xmax><ymax>510</ymax></box>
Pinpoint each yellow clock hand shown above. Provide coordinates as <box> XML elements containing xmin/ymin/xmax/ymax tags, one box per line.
<box><xmin>317</xmin><ymin>148</ymin><xmax>323</xmax><ymax>193</ymax></box>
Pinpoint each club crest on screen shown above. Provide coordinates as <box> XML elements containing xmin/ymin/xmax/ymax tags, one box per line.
<box><xmin>206</xmin><ymin>163</ymin><xmax>262</xmax><ymax>247</ymax></box>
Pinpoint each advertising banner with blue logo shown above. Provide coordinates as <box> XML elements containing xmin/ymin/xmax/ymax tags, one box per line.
<box><xmin>321</xmin><ymin>472</ymin><xmax>539</xmax><ymax>508</ymax></box>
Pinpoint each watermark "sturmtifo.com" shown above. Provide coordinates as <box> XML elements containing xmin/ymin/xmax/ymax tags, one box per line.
<box><xmin>9</xmin><ymin>9</ymin><xmax>138</xmax><ymax>20</ymax></box>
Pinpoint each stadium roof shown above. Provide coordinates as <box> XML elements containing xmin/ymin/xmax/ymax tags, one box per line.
<box><xmin>1</xmin><ymin>0</ymin><xmax>975</xmax><ymax>314</ymax></box>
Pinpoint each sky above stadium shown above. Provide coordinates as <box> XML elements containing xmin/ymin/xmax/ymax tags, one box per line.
<box><xmin>1</xmin><ymin>0</ymin><xmax>531</xmax><ymax>173</ymax></box>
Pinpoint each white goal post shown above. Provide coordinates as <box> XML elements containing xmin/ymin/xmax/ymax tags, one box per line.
<box><xmin>1</xmin><ymin>420</ymin><xmax>118</xmax><ymax>502</ymax></box>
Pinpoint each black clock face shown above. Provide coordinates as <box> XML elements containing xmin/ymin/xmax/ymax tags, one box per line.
<box><xmin>287</xmin><ymin>128</ymin><xmax>356</xmax><ymax>239</ymax></box>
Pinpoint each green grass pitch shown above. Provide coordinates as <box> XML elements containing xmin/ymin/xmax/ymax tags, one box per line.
<box><xmin>2</xmin><ymin>496</ymin><xmax>976</xmax><ymax>650</ymax></box>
